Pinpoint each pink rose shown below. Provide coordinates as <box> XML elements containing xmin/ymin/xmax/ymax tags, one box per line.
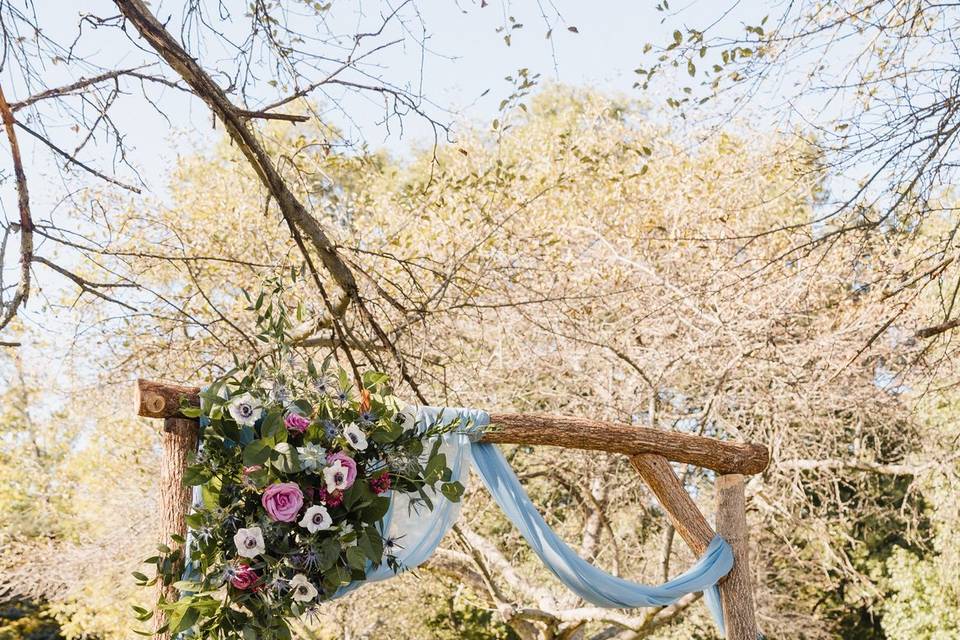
<box><xmin>284</xmin><ymin>413</ymin><xmax>310</xmax><ymax>435</ymax></box>
<box><xmin>261</xmin><ymin>482</ymin><xmax>304</xmax><ymax>522</ymax></box>
<box><xmin>230</xmin><ymin>564</ymin><xmax>259</xmax><ymax>590</ymax></box>
<box><xmin>326</xmin><ymin>452</ymin><xmax>357</xmax><ymax>488</ymax></box>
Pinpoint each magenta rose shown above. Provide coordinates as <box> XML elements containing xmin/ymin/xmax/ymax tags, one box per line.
<box><xmin>284</xmin><ymin>413</ymin><xmax>310</xmax><ymax>435</ymax></box>
<box><xmin>230</xmin><ymin>564</ymin><xmax>259</xmax><ymax>590</ymax></box>
<box><xmin>326</xmin><ymin>452</ymin><xmax>357</xmax><ymax>488</ymax></box>
<box><xmin>261</xmin><ymin>482</ymin><xmax>304</xmax><ymax>522</ymax></box>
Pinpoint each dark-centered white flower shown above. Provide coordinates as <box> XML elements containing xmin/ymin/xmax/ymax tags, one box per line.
<box><xmin>227</xmin><ymin>393</ymin><xmax>263</xmax><ymax>427</ymax></box>
<box><xmin>232</xmin><ymin>526</ymin><xmax>265</xmax><ymax>559</ymax></box>
<box><xmin>298</xmin><ymin>505</ymin><xmax>332</xmax><ymax>533</ymax></box>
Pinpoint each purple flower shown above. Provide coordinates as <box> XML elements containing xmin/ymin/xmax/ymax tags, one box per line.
<box><xmin>261</xmin><ymin>482</ymin><xmax>304</xmax><ymax>522</ymax></box>
<box><xmin>230</xmin><ymin>564</ymin><xmax>259</xmax><ymax>590</ymax></box>
<box><xmin>284</xmin><ymin>413</ymin><xmax>310</xmax><ymax>435</ymax></box>
<box><xmin>321</xmin><ymin>420</ymin><xmax>339</xmax><ymax>440</ymax></box>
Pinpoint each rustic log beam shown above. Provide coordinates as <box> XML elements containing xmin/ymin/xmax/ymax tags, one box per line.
<box><xmin>486</xmin><ymin>414</ymin><xmax>767</xmax><ymax>476</ymax></box>
<box><xmin>715</xmin><ymin>474</ymin><xmax>759</xmax><ymax>640</ymax></box>
<box><xmin>135</xmin><ymin>379</ymin><xmax>769</xmax><ymax>475</ymax></box>
<box><xmin>155</xmin><ymin>417</ymin><xmax>198</xmax><ymax>639</ymax></box>
<box><xmin>630</xmin><ymin>453</ymin><xmax>715</xmax><ymax>556</ymax></box>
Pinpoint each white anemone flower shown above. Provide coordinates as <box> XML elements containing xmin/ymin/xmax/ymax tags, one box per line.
<box><xmin>298</xmin><ymin>505</ymin><xmax>333</xmax><ymax>533</ymax></box>
<box><xmin>228</xmin><ymin>393</ymin><xmax>263</xmax><ymax>427</ymax></box>
<box><xmin>343</xmin><ymin>423</ymin><xmax>368</xmax><ymax>451</ymax></box>
<box><xmin>289</xmin><ymin>574</ymin><xmax>318</xmax><ymax>602</ymax></box>
<box><xmin>297</xmin><ymin>443</ymin><xmax>327</xmax><ymax>472</ymax></box>
<box><xmin>323</xmin><ymin>460</ymin><xmax>351</xmax><ymax>492</ymax></box>
<box><xmin>394</xmin><ymin>405</ymin><xmax>419</xmax><ymax>432</ymax></box>
<box><xmin>233</xmin><ymin>526</ymin><xmax>265</xmax><ymax>558</ymax></box>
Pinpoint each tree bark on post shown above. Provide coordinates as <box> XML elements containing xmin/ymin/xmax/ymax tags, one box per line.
<box><xmin>155</xmin><ymin>417</ymin><xmax>198</xmax><ymax>638</ymax></box>
<box><xmin>715</xmin><ymin>474</ymin><xmax>759</xmax><ymax>640</ymax></box>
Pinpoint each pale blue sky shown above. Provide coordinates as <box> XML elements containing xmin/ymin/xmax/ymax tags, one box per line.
<box><xmin>1</xmin><ymin>0</ymin><xmax>771</xmax><ymax>391</ymax></box>
<box><xmin>8</xmin><ymin>0</ymin><xmax>768</xmax><ymax>211</ymax></box>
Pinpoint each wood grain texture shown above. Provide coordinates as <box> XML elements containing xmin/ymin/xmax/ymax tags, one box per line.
<box><xmin>135</xmin><ymin>379</ymin><xmax>769</xmax><ymax>475</ymax></box>
<box><xmin>715</xmin><ymin>474</ymin><xmax>759</xmax><ymax>640</ymax></box>
<box><xmin>630</xmin><ymin>453</ymin><xmax>715</xmax><ymax>555</ymax></box>
<box><xmin>486</xmin><ymin>413</ymin><xmax>768</xmax><ymax>475</ymax></box>
<box><xmin>155</xmin><ymin>417</ymin><xmax>198</xmax><ymax>639</ymax></box>
<box><xmin>136</xmin><ymin>379</ymin><xmax>200</xmax><ymax>419</ymax></box>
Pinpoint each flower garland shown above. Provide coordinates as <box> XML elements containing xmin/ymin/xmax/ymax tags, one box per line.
<box><xmin>137</xmin><ymin>365</ymin><xmax>465</xmax><ymax>639</ymax></box>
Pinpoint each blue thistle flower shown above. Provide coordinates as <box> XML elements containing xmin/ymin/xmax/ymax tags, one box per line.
<box><xmin>322</xmin><ymin>420</ymin><xmax>339</xmax><ymax>440</ymax></box>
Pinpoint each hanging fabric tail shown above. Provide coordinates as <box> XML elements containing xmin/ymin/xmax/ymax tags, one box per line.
<box><xmin>471</xmin><ymin>440</ymin><xmax>731</xmax><ymax>634</ymax></box>
<box><xmin>378</xmin><ymin>406</ymin><xmax>733</xmax><ymax>634</ymax></box>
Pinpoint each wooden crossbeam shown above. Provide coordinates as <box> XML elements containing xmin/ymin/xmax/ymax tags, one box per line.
<box><xmin>135</xmin><ymin>379</ymin><xmax>769</xmax><ymax>475</ymax></box>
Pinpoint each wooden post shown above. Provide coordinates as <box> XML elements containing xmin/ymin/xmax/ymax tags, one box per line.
<box><xmin>715</xmin><ymin>474</ymin><xmax>758</xmax><ymax>640</ymax></box>
<box><xmin>155</xmin><ymin>417</ymin><xmax>198</xmax><ymax>638</ymax></box>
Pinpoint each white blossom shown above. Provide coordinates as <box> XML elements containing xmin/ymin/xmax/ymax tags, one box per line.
<box><xmin>228</xmin><ymin>393</ymin><xmax>263</xmax><ymax>427</ymax></box>
<box><xmin>289</xmin><ymin>574</ymin><xmax>318</xmax><ymax>602</ymax></box>
<box><xmin>298</xmin><ymin>505</ymin><xmax>332</xmax><ymax>533</ymax></box>
<box><xmin>343</xmin><ymin>423</ymin><xmax>368</xmax><ymax>451</ymax></box>
<box><xmin>394</xmin><ymin>405</ymin><xmax>419</xmax><ymax>432</ymax></box>
<box><xmin>323</xmin><ymin>459</ymin><xmax>351</xmax><ymax>492</ymax></box>
<box><xmin>233</xmin><ymin>526</ymin><xmax>265</xmax><ymax>558</ymax></box>
<box><xmin>297</xmin><ymin>443</ymin><xmax>327</xmax><ymax>472</ymax></box>
<box><xmin>339</xmin><ymin>523</ymin><xmax>358</xmax><ymax>548</ymax></box>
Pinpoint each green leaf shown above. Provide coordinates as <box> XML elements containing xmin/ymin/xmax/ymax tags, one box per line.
<box><xmin>183</xmin><ymin>465</ymin><xmax>212</xmax><ymax>486</ymax></box>
<box><xmin>441</xmin><ymin>481</ymin><xmax>465</xmax><ymax>503</ymax></box>
<box><xmin>370</xmin><ymin>420</ymin><xmax>402</xmax><ymax>444</ymax></box>
<box><xmin>242</xmin><ymin>439</ymin><xmax>272</xmax><ymax>467</ymax></box>
<box><xmin>362</xmin><ymin>370</ymin><xmax>389</xmax><ymax>389</ymax></box>
<box><xmin>343</xmin><ymin>480</ymin><xmax>374</xmax><ymax>510</ymax></box>
<box><xmin>260</xmin><ymin>410</ymin><xmax>285</xmax><ymax>442</ymax></box>
<box><xmin>167</xmin><ymin>604</ymin><xmax>200</xmax><ymax>635</ymax></box>
<box><xmin>270</xmin><ymin>442</ymin><xmax>300</xmax><ymax>474</ymax></box>
<box><xmin>357</xmin><ymin>530</ymin><xmax>384</xmax><ymax>563</ymax></box>
<box><xmin>316</xmin><ymin>537</ymin><xmax>341</xmax><ymax>571</ymax></box>
<box><xmin>346</xmin><ymin>546</ymin><xmax>367</xmax><ymax>570</ymax></box>
<box><xmin>424</xmin><ymin>452</ymin><xmax>447</xmax><ymax>483</ymax></box>
<box><xmin>361</xmin><ymin>496</ymin><xmax>391</xmax><ymax>524</ymax></box>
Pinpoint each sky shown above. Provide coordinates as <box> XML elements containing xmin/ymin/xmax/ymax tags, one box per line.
<box><xmin>0</xmin><ymin>0</ymin><xmax>771</xmax><ymax>393</ymax></box>
<box><xmin>8</xmin><ymin>0</ymin><xmax>769</xmax><ymax>208</ymax></box>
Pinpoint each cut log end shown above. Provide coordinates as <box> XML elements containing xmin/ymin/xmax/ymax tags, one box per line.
<box><xmin>136</xmin><ymin>378</ymin><xmax>201</xmax><ymax>419</ymax></box>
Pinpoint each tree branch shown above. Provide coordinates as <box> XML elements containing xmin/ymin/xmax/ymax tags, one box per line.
<box><xmin>0</xmin><ymin>83</ymin><xmax>33</xmax><ymax>335</ymax></box>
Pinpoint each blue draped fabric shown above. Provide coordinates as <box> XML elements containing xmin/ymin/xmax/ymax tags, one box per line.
<box><xmin>384</xmin><ymin>406</ymin><xmax>733</xmax><ymax>633</ymax></box>
<box><xmin>182</xmin><ymin>403</ymin><xmax>734</xmax><ymax>634</ymax></box>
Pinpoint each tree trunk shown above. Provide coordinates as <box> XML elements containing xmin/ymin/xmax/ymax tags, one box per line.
<box><xmin>154</xmin><ymin>417</ymin><xmax>198</xmax><ymax>638</ymax></box>
<box><xmin>715</xmin><ymin>474</ymin><xmax>758</xmax><ymax>640</ymax></box>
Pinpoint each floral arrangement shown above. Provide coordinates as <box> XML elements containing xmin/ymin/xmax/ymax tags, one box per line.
<box><xmin>134</xmin><ymin>280</ymin><xmax>467</xmax><ymax>639</ymax></box>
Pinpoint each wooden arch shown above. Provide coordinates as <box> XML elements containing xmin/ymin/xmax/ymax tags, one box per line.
<box><xmin>136</xmin><ymin>379</ymin><xmax>767</xmax><ymax>639</ymax></box>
